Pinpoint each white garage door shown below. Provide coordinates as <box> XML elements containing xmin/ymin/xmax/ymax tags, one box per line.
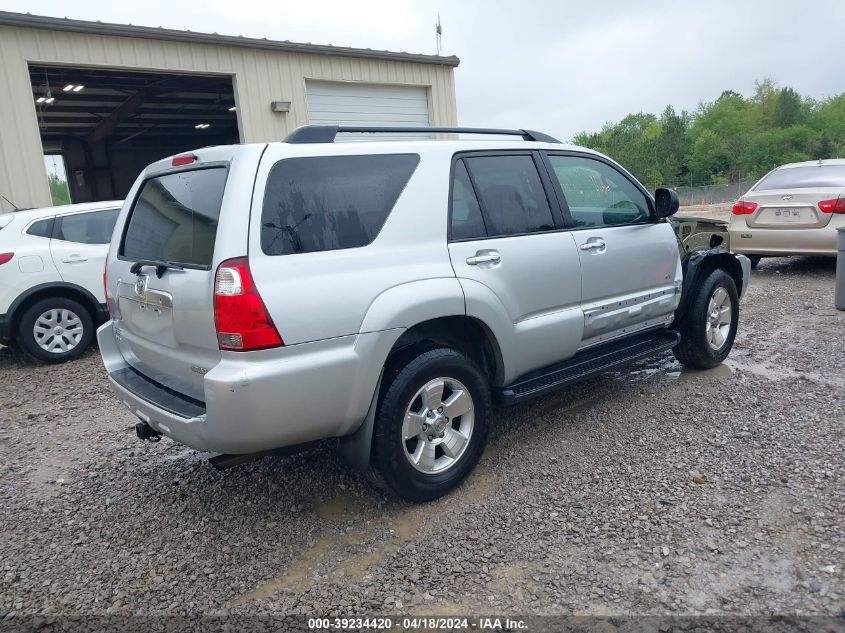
<box><xmin>305</xmin><ymin>81</ymin><xmax>430</xmax><ymax>139</ymax></box>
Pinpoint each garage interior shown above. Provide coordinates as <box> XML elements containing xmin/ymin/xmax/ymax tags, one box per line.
<box><xmin>28</xmin><ymin>64</ymin><xmax>239</xmax><ymax>204</ymax></box>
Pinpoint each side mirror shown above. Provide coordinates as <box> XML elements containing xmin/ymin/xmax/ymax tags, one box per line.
<box><xmin>654</xmin><ymin>188</ymin><xmax>680</xmax><ymax>218</ymax></box>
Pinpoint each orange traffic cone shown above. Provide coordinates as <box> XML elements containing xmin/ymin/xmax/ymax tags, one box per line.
<box><xmin>699</xmin><ymin>197</ymin><xmax>706</xmax><ymax>205</ymax></box>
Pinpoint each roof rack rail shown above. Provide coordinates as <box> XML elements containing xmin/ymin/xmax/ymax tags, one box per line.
<box><xmin>284</xmin><ymin>125</ymin><xmax>560</xmax><ymax>144</ymax></box>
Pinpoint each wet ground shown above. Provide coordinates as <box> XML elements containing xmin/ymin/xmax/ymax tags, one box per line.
<box><xmin>0</xmin><ymin>256</ymin><xmax>842</xmax><ymax>619</ymax></box>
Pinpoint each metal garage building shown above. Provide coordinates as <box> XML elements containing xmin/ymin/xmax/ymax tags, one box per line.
<box><xmin>0</xmin><ymin>11</ymin><xmax>459</xmax><ymax>213</ymax></box>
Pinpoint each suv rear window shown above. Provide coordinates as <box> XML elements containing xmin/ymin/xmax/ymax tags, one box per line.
<box><xmin>121</xmin><ymin>167</ymin><xmax>227</xmax><ymax>268</ymax></box>
<box><xmin>261</xmin><ymin>154</ymin><xmax>419</xmax><ymax>255</ymax></box>
<box><xmin>754</xmin><ymin>165</ymin><xmax>845</xmax><ymax>190</ymax></box>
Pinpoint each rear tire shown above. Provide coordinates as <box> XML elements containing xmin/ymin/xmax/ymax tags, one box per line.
<box><xmin>371</xmin><ymin>347</ymin><xmax>491</xmax><ymax>502</ymax></box>
<box><xmin>748</xmin><ymin>255</ymin><xmax>761</xmax><ymax>269</ymax></box>
<box><xmin>17</xmin><ymin>297</ymin><xmax>94</xmax><ymax>363</ymax></box>
<box><xmin>672</xmin><ymin>268</ymin><xmax>739</xmax><ymax>370</ymax></box>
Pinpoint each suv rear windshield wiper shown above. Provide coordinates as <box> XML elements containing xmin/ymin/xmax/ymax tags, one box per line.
<box><xmin>129</xmin><ymin>259</ymin><xmax>185</xmax><ymax>278</ymax></box>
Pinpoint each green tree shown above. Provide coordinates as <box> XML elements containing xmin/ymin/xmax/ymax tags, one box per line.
<box><xmin>572</xmin><ymin>79</ymin><xmax>843</xmax><ymax>187</ymax></box>
<box><xmin>48</xmin><ymin>173</ymin><xmax>70</xmax><ymax>206</ymax></box>
<box><xmin>773</xmin><ymin>87</ymin><xmax>805</xmax><ymax>127</ymax></box>
<box><xmin>688</xmin><ymin>129</ymin><xmax>730</xmax><ymax>183</ymax></box>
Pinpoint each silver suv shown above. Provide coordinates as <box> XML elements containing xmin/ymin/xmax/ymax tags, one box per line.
<box><xmin>98</xmin><ymin>126</ymin><xmax>750</xmax><ymax>501</ymax></box>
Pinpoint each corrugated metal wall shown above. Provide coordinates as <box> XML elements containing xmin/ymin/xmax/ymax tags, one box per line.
<box><xmin>0</xmin><ymin>25</ymin><xmax>458</xmax><ymax>212</ymax></box>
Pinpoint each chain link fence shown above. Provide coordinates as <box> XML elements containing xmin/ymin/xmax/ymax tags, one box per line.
<box><xmin>643</xmin><ymin>180</ymin><xmax>758</xmax><ymax>207</ymax></box>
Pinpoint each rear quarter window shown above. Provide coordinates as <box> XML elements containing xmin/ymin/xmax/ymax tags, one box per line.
<box><xmin>261</xmin><ymin>154</ymin><xmax>419</xmax><ymax>255</ymax></box>
<box><xmin>26</xmin><ymin>217</ymin><xmax>54</xmax><ymax>238</ymax></box>
<box><xmin>120</xmin><ymin>167</ymin><xmax>227</xmax><ymax>268</ymax></box>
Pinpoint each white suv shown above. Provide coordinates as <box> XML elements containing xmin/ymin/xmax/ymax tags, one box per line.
<box><xmin>0</xmin><ymin>201</ymin><xmax>122</xmax><ymax>361</ymax></box>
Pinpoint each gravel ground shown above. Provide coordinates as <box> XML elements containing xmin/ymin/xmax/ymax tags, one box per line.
<box><xmin>0</xmin><ymin>256</ymin><xmax>842</xmax><ymax>621</ymax></box>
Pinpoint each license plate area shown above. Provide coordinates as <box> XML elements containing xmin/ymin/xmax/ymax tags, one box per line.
<box><xmin>756</xmin><ymin>206</ymin><xmax>815</xmax><ymax>226</ymax></box>
<box><xmin>117</xmin><ymin>282</ymin><xmax>176</xmax><ymax>345</ymax></box>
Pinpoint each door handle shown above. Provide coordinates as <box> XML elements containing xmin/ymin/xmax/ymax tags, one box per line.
<box><xmin>62</xmin><ymin>255</ymin><xmax>88</xmax><ymax>263</ymax></box>
<box><xmin>579</xmin><ymin>240</ymin><xmax>606</xmax><ymax>252</ymax></box>
<box><xmin>466</xmin><ymin>252</ymin><xmax>501</xmax><ymax>266</ymax></box>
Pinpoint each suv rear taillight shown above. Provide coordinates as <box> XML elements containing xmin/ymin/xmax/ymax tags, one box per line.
<box><xmin>731</xmin><ymin>201</ymin><xmax>758</xmax><ymax>215</ymax></box>
<box><xmin>214</xmin><ymin>257</ymin><xmax>283</xmax><ymax>351</ymax></box>
<box><xmin>0</xmin><ymin>252</ymin><xmax>13</xmax><ymax>265</ymax></box>
<box><xmin>818</xmin><ymin>197</ymin><xmax>845</xmax><ymax>214</ymax></box>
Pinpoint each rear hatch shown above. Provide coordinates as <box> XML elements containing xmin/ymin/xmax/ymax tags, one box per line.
<box><xmin>106</xmin><ymin>145</ymin><xmax>265</xmax><ymax>401</ymax></box>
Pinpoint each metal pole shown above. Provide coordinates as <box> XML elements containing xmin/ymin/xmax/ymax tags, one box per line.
<box><xmin>836</xmin><ymin>228</ymin><xmax>845</xmax><ymax>311</ymax></box>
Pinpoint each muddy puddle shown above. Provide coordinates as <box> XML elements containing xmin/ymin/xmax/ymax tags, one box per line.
<box><xmin>617</xmin><ymin>351</ymin><xmax>843</xmax><ymax>388</ymax></box>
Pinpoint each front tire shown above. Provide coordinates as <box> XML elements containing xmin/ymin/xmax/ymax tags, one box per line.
<box><xmin>672</xmin><ymin>268</ymin><xmax>739</xmax><ymax>369</ymax></box>
<box><xmin>17</xmin><ymin>297</ymin><xmax>94</xmax><ymax>363</ymax></box>
<box><xmin>372</xmin><ymin>348</ymin><xmax>491</xmax><ymax>502</ymax></box>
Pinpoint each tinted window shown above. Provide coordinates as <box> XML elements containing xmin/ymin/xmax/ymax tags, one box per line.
<box><xmin>55</xmin><ymin>209</ymin><xmax>119</xmax><ymax>245</ymax></box>
<box><xmin>548</xmin><ymin>155</ymin><xmax>650</xmax><ymax>228</ymax></box>
<box><xmin>450</xmin><ymin>160</ymin><xmax>486</xmax><ymax>240</ymax></box>
<box><xmin>261</xmin><ymin>154</ymin><xmax>419</xmax><ymax>255</ymax></box>
<box><xmin>121</xmin><ymin>168</ymin><xmax>227</xmax><ymax>268</ymax></box>
<box><xmin>27</xmin><ymin>218</ymin><xmax>54</xmax><ymax>238</ymax></box>
<box><xmin>464</xmin><ymin>155</ymin><xmax>554</xmax><ymax>237</ymax></box>
<box><xmin>754</xmin><ymin>165</ymin><xmax>845</xmax><ymax>190</ymax></box>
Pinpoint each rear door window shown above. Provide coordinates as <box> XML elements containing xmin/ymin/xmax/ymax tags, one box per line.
<box><xmin>121</xmin><ymin>167</ymin><xmax>227</xmax><ymax>268</ymax></box>
<box><xmin>55</xmin><ymin>209</ymin><xmax>120</xmax><ymax>245</ymax></box>
<box><xmin>463</xmin><ymin>155</ymin><xmax>555</xmax><ymax>237</ymax></box>
<box><xmin>261</xmin><ymin>154</ymin><xmax>419</xmax><ymax>255</ymax></box>
<box><xmin>450</xmin><ymin>160</ymin><xmax>487</xmax><ymax>240</ymax></box>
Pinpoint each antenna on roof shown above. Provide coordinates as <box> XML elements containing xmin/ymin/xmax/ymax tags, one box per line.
<box><xmin>1</xmin><ymin>194</ymin><xmax>20</xmax><ymax>211</ymax></box>
<box><xmin>435</xmin><ymin>15</ymin><xmax>442</xmax><ymax>55</ymax></box>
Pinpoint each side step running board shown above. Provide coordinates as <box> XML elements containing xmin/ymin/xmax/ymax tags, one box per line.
<box><xmin>497</xmin><ymin>330</ymin><xmax>680</xmax><ymax>406</ymax></box>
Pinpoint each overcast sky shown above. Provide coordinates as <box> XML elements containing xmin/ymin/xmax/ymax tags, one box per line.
<box><xmin>4</xmin><ymin>0</ymin><xmax>845</xmax><ymax>141</ymax></box>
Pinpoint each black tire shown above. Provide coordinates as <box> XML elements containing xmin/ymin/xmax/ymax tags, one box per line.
<box><xmin>748</xmin><ymin>255</ymin><xmax>762</xmax><ymax>269</ymax></box>
<box><xmin>371</xmin><ymin>347</ymin><xmax>491</xmax><ymax>502</ymax></box>
<box><xmin>672</xmin><ymin>268</ymin><xmax>739</xmax><ymax>370</ymax></box>
<box><xmin>17</xmin><ymin>297</ymin><xmax>94</xmax><ymax>363</ymax></box>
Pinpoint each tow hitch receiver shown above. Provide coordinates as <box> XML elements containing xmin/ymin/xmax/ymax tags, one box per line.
<box><xmin>135</xmin><ymin>421</ymin><xmax>162</xmax><ymax>442</ymax></box>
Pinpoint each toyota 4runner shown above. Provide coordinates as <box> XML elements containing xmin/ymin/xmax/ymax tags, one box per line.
<box><xmin>98</xmin><ymin>126</ymin><xmax>750</xmax><ymax>501</ymax></box>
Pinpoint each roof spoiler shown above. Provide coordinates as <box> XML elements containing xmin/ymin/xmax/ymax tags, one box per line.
<box><xmin>284</xmin><ymin>125</ymin><xmax>560</xmax><ymax>144</ymax></box>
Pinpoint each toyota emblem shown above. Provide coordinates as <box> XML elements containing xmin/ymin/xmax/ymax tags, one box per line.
<box><xmin>135</xmin><ymin>275</ymin><xmax>148</xmax><ymax>296</ymax></box>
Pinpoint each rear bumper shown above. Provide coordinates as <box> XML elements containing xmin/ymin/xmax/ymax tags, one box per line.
<box><xmin>729</xmin><ymin>216</ymin><xmax>843</xmax><ymax>256</ymax></box>
<box><xmin>97</xmin><ymin>320</ymin><xmax>402</xmax><ymax>454</ymax></box>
